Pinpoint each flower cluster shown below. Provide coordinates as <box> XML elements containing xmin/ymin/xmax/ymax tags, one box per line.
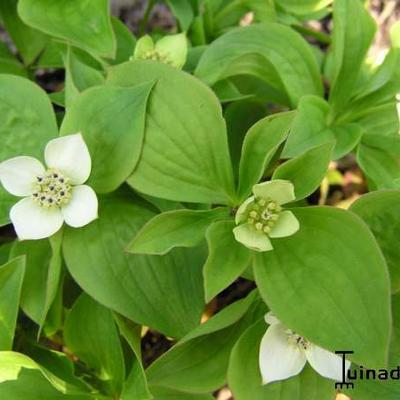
<box><xmin>233</xmin><ymin>180</ymin><xmax>300</xmax><ymax>252</ymax></box>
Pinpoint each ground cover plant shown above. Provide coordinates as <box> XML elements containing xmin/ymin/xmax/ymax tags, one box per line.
<box><xmin>0</xmin><ymin>0</ymin><xmax>399</xmax><ymax>399</ymax></box>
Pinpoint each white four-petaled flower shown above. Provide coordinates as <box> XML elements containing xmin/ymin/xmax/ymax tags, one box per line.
<box><xmin>233</xmin><ymin>180</ymin><xmax>300</xmax><ymax>252</ymax></box>
<box><xmin>0</xmin><ymin>133</ymin><xmax>98</xmax><ymax>240</ymax></box>
<box><xmin>259</xmin><ymin>312</ymin><xmax>351</xmax><ymax>384</ymax></box>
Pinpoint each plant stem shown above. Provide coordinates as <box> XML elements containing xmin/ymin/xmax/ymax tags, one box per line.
<box><xmin>139</xmin><ymin>0</ymin><xmax>155</xmax><ymax>36</ymax></box>
<box><xmin>291</xmin><ymin>24</ymin><xmax>331</xmax><ymax>44</ymax></box>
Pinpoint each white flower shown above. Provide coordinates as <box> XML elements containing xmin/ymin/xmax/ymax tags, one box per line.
<box><xmin>0</xmin><ymin>134</ymin><xmax>98</xmax><ymax>240</ymax></box>
<box><xmin>233</xmin><ymin>180</ymin><xmax>300</xmax><ymax>252</ymax></box>
<box><xmin>259</xmin><ymin>312</ymin><xmax>351</xmax><ymax>384</ymax></box>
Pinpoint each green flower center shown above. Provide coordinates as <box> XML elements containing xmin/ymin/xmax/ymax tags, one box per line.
<box><xmin>140</xmin><ymin>50</ymin><xmax>172</xmax><ymax>65</ymax></box>
<box><xmin>246</xmin><ymin>198</ymin><xmax>281</xmax><ymax>234</ymax></box>
<box><xmin>32</xmin><ymin>170</ymin><xmax>72</xmax><ymax>208</ymax></box>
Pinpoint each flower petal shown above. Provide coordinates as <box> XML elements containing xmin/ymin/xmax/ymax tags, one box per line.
<box><xmin>156</xmin><ymin>33</ymin><xmax>188</xmax><ymax>68</ymax></box>
<box><xmin>62</xmin><ymin>185</ymin><xmax>98</xmax><ymax>228</ymax></box>
<box><xmin>0</xmin><ymin>156</ymin><xmax>45</xmax><ymax>197</ymax></box>
<box><xmin>10</xmin><ymin>197</ymin><xmax>64</xmax><ymax>240</ymax></box>
<box><xmin>305</xmin><ymin>344</ymin><xmax>351</xmax><ymax>381</ymax></box>
<box><xmin>133</xmin><ymin>35</ymin><xmax>155</xmax><ymax>60</ymax></box>
<box><xmin>235</xmin><ymin>196</ymin><xmax>254</xmax><ymax>224</ymax></box>
<box><xmin>45</xmin><ymin>133</ymin><xmax>91</xmax><ymax>185</ymax></box>
<box><xmin>269</xmin><ymin>210</ymin><xmax>300</xmax><ymax>238</ymax></box>
<box><xmin>264</xmin><ymin>312</ymin><xmax>281</xmax><ymax>326</ymax></box>
<box><xmin>233</xmin><ymin>223</ymin><xmax>273</xmax><ymax>252</ymax></box>
<box><xmin>259</xmin><ymin>323</ymin><xmax>307</xmax><ymax>384</ymax></box>
<box><xmin>253</xmin><ymin>180</ymin><xmax>296</xmax><ymax>205</ymax></box>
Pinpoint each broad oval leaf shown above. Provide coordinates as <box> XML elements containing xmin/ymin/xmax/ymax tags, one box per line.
<box><xmin>0</xmin><ymin>351</ymin><xmax>92</xmax><ymax>399</ymax></box>
<box><xmin>60</xmin><ymin>82</ymin><xmax>154</xmax><ymax>193</ymax></box>
<box><xmin>273</xmin><ymin>142</ymin><xmax>334</xmax><ymax>201</ymax></box>
<box><xmin>238</xmin><ymin>111</ymin><xmax>295</xmax><ymax>201</ymax></box>
<box><xmin>328</xmin><ymin>0</ymin><xmax>376</xmax><ymax>113</ymax></box>
<box><xmin>0</xmin><ymin>257</ymin><xmax>25</xmax><ymax>350</ymax></box>
<box><xmin>203</xmin><ymin>220</ymin><xmax>252</xmax><ymax>302</ymax></box>
<box><xmin>282</xmin><ymin>95</ymin><xmax>362</xmax><ymax>160</ymax></box>
<box><xmin>350</xmin><ymin>190</ymin><xmax>400</xmax><ymax>293</ymax></box>
<box><xmin>254</xmin><ymin>207</ymin><xmax>391</xmax><ymax>369</ymax></box>
<box><xmin>64</xmin><ymin>293</ymin><xmax>125</xmax><ymax>397</ymax></box>
<box><xmin>0</xmin><ymin>74</ymin><xmax>58</xmax><ymax>226</ymax></box>
<box><xmin>107</xmin><ymin>61</ymin><xmax>236</xmax><ymax>205</ymax></box>
<box><xmin>10</xmin><ymin>235</ymin><xmax>62</xmax><ymax>335</ymax></box>
<box><xmin>0</xmin><ymin>0</ymin><xmax>48</xmax><ymax>66</ymax></box>
<box><xmin>278</xmin><ymin>0</ymin><xmax>333</xmax><ymax>15</ymax></box>
<box><xmin>18</xmin><ymin>0</ymin><xmax>116</xmax><ymax>58</ymax></box>
<box><xmin>127</xmin><ymin>208</ymin><xmax>229</xmax><ymax>255</ymax></box>
<box><xmin>146</xmin><ymin>291</ymin><xmax>265</xmax><ymax>393</ymax></box>
<box><xmin>195</xmin><ymin>24</ymin><xmax>323</xmax><ymax>106</ymax></box>
<box><xmin>63</xmin><ymin>190</ymin><xmax>205</xmax><ymax>338</ymax></box>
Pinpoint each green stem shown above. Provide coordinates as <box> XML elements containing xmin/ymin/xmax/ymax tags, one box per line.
<box><xmin>291</xmin><ymin>24</ymin><xmax>331</xmax><ymax>45</ymax></box>
<box><xmin>139</xmin><ymin>0</ymin><xmax>155</xmax><ymax>36</ymax></box>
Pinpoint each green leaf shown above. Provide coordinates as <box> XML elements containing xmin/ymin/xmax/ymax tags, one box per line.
<box><xmin>18</xmin><ymin>0</ymin><xmax>116</xmax><ymax>58</ymax></box>
<box><xmin>283</xmin><ymin>95</ymin><xmax>362</xmax><ymax>160</ymax></box>
<box><xmin>352</xmin><ymin>49</ymin><xmax>400</xmax><ymax>105</ymax></box>
<box><xmin>238</xmin><ymin>111</ymin><xmax>296</xmax><ymax>201</ymax></box>
<box><xmin>0</xmin><ymin>43</ymin><xmax>27</xmax><ymax>77</ymax></box>
<box><xmin>63</xmin><ymin>189</ymin><xmax>205</xmax><ymax>338</ymax></box>
<box><xmin>278</xmin><ymin>0</ymin><xmax>333</xmax><ymax>15</ymax></box>
<box><xmin>224</xmin><ymin>99</ymin><xmax>266</xmax><ymax>178</ymax></box>
<box><xmin>204</xmin><ymin>220</ymin><xmax>252</xmax><ymax>302</ymax></box>
<box><xmin>0</xmin><ymin>243</ymin><xmax>13</xmax><ymax>266</ymax></box>
<box><xmin>195</xmin><ymin>24</ymin><xmax>323</xmax><ymax>106</ymax></box>
<box><xmin>64</xmin><ymin>293</ymin><xmax>125</xmax><ymax>397</ymax></box>
<box><xmin>122</xmin><ymin>362</ymin><xmax>152</xmax><ymax>400</ymax></box>
<box><xmin>350</xmin><ymin>190</ymin><xmax>400</xmax><ymax>293</ymax></box>
<box><xmin>228</xmin><ymin>319</ymin><xmax>335</xmax><ymax>400</ymax></box>
<box><xmin>328</xmin><ymin>0</ymin><xmax>376</xmax><ymax>114</ymax></box>
<box><xmin>115</xmin><ymin>316</ymin><xmax>151</xmax><ymax>400</ymax></box>
<box><xmin>212</xmin><ymin>79</ymin><xmax>253</xmax><ymax>103</ymax></box>
<box><xmin>254</xmin><ymin>207</ymin><xmax>391</xmax><ymax>369</ymax></box>
<box><xmin>146</xmin><ymin>291</ymin><xmax>266</xmax><ymax>393</ymax></box>
<box><xmin>61</xmin><ymin>82</ymin><xmax>154</xmax><ymax>193</ymax></box>
<box><xmin>0</xmin><ymin>351</ymin><xmax>92</xmax><ymax>399</ymax></box>
<box><xmin>357</xmin><ymin>134</ymin><xmax>400</xmax><ymax>189</ymax></box>
<box><xmin>0</xmin><ymin>0</ymin><xmax>48</xmax><ymax>65</ymax></box>
<box><xmin>10</xmin><ymin>233</ymin><xmax>62</xmax><ymax>335</ymax></box>
<box><xmin>390</xmin><ymin>293</ymin><xmax>400</xmax><ymax>367</ymax></box>
<box><xmin>24</xmin><ymin>346</ymin><xmax>92</xmax><ymax>393</ymax></box>
<box><xmin>0</xmin><ymin>75</ymin><xmax>58</xmax><ymax>226</ymax></box>
<box><xmin>110</xmin><ymin>17</ymin><xmax>136</xmax><ymax>65</ymax></box>
<box><xmin>273</xmin><ymin>142</ymin><xmax>333</xmax><ymax>201</ymax></box>
<box><xmin>107</xmin><ymin>61</ymin><xmax>236</xmax><ymax>205</ymax></box>
<box><xmin>151</xmin><ymin>386</ymin><xmax>214</xmax><ymax>400</ymax></box>
<box><xmin>165</xmin><ymin>0</ymin><xmax>195</xmax><ymax>31</ymax></box>
<box><xmin>63</xmin><ymin>48</ymin><xmax>105</xmax><ymax>109</ymax></box>
<box><xmin>355</xmin><ymin>103</ymin><xmax>399</xmax><ymax>138</ymax></box>
<box><xmin>127</xmin><ymin>207</ymin><xmax>229</xmax><ymax>255</ymax></box>
<box><xmin>0</xmin><ymin>257</ymin><xmax>25</xmax><ymax>350</ymax></box>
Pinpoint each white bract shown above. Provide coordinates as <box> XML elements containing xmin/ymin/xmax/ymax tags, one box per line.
<box><xmin>0</xmin><ymin>133</ymin><xmax>98</xmax><ymax>240</ymax></box>
<box><xmin>233</xmin><ymin>180</ymin><xmax>299</xmax><ymax>252</ymax></box>
<box><xmin>132</xmin><ymin>33</ymin><xmax>188</xmax><ymax>69</ymax></box>
<box><xmin>259</xmin><ymin>312</ymin><xmax>351</xmax><ymax>384</ymax></box>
